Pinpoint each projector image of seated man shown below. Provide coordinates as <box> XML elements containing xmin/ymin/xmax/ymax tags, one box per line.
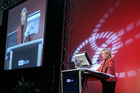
<box><xmin>16</xmin><ymin>7</ymin><xmax>31</xmax><ymax>44</ymax></box>
<box><xmin>96</xmin><ymin>48</ymin><xmax>117</xmax><ymax>93</ymax></box>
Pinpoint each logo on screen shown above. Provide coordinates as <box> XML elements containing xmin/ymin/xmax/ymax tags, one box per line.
<box><xmin>66</xmin><ymin>79</ymin><xmax>74</xmax><ymax>83</ymax></box>
<box><xmin>18</xmin><ymin>59</ymin><xmax>30</xmax><ymax>66</ymax></box>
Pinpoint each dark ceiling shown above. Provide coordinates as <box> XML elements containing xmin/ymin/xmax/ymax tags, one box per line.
<box><xmin>0</xmin><ymin>0</ymin><xmax>22</xmax><ymax>11</ymax></box>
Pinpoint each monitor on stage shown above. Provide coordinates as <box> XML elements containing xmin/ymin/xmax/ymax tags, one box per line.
<box><xmin>75</xmin><ymin>51</ymin><xmax>92</xmax><ymax>68</ymax></box>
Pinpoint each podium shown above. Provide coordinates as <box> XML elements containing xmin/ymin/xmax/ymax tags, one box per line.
<box><xmin>61</xmin><ymin>68</ymin><xmax>115</xmax><ymax>93</ymax></box>
<box><xmin>5</xmin><ymin>38</ymin><xmax>43</xmax><ymax>70</ymax></box>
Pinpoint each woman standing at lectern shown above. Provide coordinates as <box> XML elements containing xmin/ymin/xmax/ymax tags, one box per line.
<box><xmin>96</xmin><ymin>48</ymin><xmax>117</xmax><ymax>93</ymax></box>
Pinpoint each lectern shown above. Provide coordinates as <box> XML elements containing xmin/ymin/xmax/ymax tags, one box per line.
<box><xmin>61</xmin><ymin>68</ymin><xmax>115</xmax><ymax>93</ymax></box>
<box><xmin>5</xmin><ymin>38</ymin><xmax>43</xmax><ymax>70</ymax></box>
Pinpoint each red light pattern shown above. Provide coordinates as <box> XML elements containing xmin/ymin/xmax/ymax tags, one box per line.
<box><xmin>70</xmin><ymin>0</ymin><xmax>140</xmax><ymax>93</ymax></box>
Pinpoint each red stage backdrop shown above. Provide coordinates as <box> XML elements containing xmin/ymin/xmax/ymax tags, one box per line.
<box><xmin>69</xmin><ymin>0</ymin><xmax>140</xmax><ymax>93</ymax></box>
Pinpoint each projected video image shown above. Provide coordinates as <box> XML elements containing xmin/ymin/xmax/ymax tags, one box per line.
<box><xmin>4</xmin><ymin>0</ymin><xmax>47</xmax><ymax>70</ymax></box>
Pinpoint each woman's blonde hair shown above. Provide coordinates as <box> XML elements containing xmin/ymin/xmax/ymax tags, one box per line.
<box><xmin>21</xmin><ymin>7</ymin><xmax>27</xmax><ymax>16</ymax></box>
<box><xmin>102</xmin><ymin>48</ymin><xmax>112</xmax><ymax>58</ymax></box>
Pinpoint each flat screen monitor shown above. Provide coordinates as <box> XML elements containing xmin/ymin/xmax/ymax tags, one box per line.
<box><xmin>75</xmin><ymin>51</ymin><xmax>92</xmax><ymax>68</ymax></box>
<box><xmin>4</xmin><ymin>0</ymin><xmax>47</xmax><ymax>70</ymax></box>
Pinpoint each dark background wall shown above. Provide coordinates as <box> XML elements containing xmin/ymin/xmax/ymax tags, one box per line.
<box><xmin>0</xmin><ymin>0</ymin><xmax>65</xmax><ymax>93</ymax></box>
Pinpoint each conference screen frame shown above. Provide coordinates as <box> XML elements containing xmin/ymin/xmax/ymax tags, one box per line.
<box><xmin>3</xmin><ymin>0</ymin><xmax>47</xmax><ymax>70</ymax></box>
